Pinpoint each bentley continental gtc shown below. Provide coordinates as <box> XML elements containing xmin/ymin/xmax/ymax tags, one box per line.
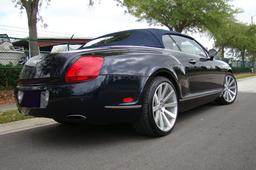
<box><xmin>15</xmin><ymin>29</ymin><xmax>238</xmax><ymax>137</ymax></box>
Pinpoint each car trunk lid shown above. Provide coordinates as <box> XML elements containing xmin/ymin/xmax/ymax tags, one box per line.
<box><xmin>18</xmin><ymin>52</ymin><xmax>78</xmax><ymax>84</ymax></box>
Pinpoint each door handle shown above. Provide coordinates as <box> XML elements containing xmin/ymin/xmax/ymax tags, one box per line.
<box><xmin>189</xmin><ymin>59</ymin><xmax>197</xmax><ymax>64</ymax></box>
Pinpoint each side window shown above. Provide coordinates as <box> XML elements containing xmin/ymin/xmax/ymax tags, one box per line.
<box><xmin>162</xmin><ymin>35</ymin><xmax>180</xmax><ymax>51</ymax></box>
<box><xmin>171</xmin><ymin>35</ymin><xmax>207</xmax><ymax>57</ymax></box>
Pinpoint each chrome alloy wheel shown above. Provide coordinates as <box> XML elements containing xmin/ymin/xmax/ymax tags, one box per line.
<box><xmin>223</xmin><ymin>75</ymin><xmax>237</xmax><ymax>103</ymax></box>
<box><xmin>152</xmin><ymin>82</ymin><xmax>178</xmax><ymax>132</ymax></box>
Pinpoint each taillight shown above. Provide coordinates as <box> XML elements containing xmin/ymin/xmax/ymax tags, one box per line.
<box><xmin>65</xmin><ymin>56</ymin><xmax>104</xmax><ymax>83</ymax></box>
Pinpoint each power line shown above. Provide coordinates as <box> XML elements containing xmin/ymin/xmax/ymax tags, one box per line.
<box><xmin>1</xmin><ymin>28</ymin><xmax>86</xmax><ymax>38</ymax></box>
<box><xmin>0</xmin><ymin>27</ymin><xmax>73</xmax><ymax>37</ymax></box>
<box><xmin>0</xmin><ymin>30</ymin><xmax>66</xmax><ymax>38</ymax></box>
<box><xmin>0</xmin><ymin>24</ymin><xmax>75</xmax><ymax>36</ymax></box>
<box><xmin>0</xmin><ymin>24</ymin><xmax>71</xmax><ymax>35</ymax></box>
<box><xmin>0</xmin><ymin>28</ymin><xmax>28</xmax><ymax>34</ymax></box>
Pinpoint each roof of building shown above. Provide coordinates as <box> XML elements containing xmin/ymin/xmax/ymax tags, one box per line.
<box><xmin>12</xmin><ymin>37</ymin><xmax>92</xmax><ymax>51</ymax></box>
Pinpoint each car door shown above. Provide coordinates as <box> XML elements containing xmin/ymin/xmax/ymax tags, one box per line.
<box><xmin>169</xmin><ymin>34</ymin><xmax>219</xmax><ymax>94</ymax></box>
<box><xmin>162</xmin><ymin>34</ymin><xmax>203</xmax><ymax>96</ymax></box>
<box><xmin>186</xmin><ymin>38</ymin><xmax>224</xmax><ymax>91</ymax></box>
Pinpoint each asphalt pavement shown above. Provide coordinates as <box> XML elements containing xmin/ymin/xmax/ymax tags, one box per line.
<box><xmin>0</xmin><ymin>77</ymin><xmax>256</xmax><ymax>170</ymax></box>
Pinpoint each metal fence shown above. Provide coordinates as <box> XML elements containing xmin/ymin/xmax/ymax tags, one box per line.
<box><xmin>229</xmin><ymin>60</ymin><xmax>256</xmax><ymax>73</ymax></box>
<box><xmin>0</xmin><ymin>51</ymin><xmax>25</xmax><ymax>65</ymax></box>
<box><xmin>231</xmin><ymin>60</ymin><xmax>255</xmax><ymax>68</ymax></box>
<box><xmin>0</xmin><ymin>35</ymin><xmax>85</xmax><ymax>66</ymax></box>
<box><xmin>0</xmin><ymin>36</ymin><xmax>26</xmax><ymax>65</ymax></box>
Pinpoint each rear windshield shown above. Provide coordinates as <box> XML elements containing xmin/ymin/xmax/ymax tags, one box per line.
<box><xmin>80</xmin><ymin>30</ymin><xmax>162</xmax><ymax>49</ymax></box>
<box><xmin>82</xmin><ymin>32</ymin><xmax>131</xmax><ymax>48</ymax></box>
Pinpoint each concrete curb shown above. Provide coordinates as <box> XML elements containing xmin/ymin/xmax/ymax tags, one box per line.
<box><xmin>0</xmin><ymin>118</ymin><xmax>56</xmax><ymax>135</ymax></box>
<box><xmin>0</xmin><ymin>104</ymin><xmax>17</xmax><ymax>112</ymax></box>
<box><xmin>237</xmin><ymin>75</ymin><xmax>256</xmax><ymax>81</ymax></box>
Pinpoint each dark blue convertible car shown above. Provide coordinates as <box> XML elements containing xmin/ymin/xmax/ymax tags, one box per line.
<box><xmin>16</xmin><ymin>29</ymin><xmax>237</xmax><ymax>136</ymax></box>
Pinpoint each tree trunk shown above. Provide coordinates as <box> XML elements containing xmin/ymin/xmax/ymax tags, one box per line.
<box><xmin>173</xmin><ymin>22</ymin><xmax>186</xmax><ymax>33</ymax></box>
<box><xmin>22</xmin><ymin>0</ymin><xmax>40</xmax><ymax>57</ymax></box>
<box><xmin>165</xmin><ymin>25</ymin><xmax>174</xmax><ymax>31</ymax></box>
<box><xmin>28</xmin><ymin>16</ymin><xmax>39</xmax><ymax>57</ymax></box>
<box><xmin>173</xmin><ymin>26</ymin><xmax>183</xmax><ymax>33</ymax></box>
<box><xmin>253</xmin><ymin>55</ymin><xmax>256</xmax><ymax>73</ymax></box>
<box><xmin>241</xmin><ymin>49</ymin><xmax>245</xmax><ymax>68</ymax></box>
<box><xmin>220</xmin><ymin>46</ymin><xmax>225</xmax><ymax>60</ymax></box>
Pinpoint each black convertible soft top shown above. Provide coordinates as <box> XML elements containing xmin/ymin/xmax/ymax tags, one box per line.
<box><xmin>81</xmin><ymin>28</ymin><xmax>184</xmax><ymax>49</ymax></box>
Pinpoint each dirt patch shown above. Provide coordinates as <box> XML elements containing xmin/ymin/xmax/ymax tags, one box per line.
<box><xmin>0</xmin><ymin>89</ymin><xmax>15</xmax><ymax>105</ymax></box>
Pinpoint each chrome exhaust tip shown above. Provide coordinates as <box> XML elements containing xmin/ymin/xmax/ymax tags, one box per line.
<box><xmin>66</xmin><ymin>114</ymin><xmax>87</xmax><ymax>120</ymax></box>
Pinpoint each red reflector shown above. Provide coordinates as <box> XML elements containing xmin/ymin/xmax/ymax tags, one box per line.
<box><xmin>65</xmin><ymin>56</ymin><xmax>104</xmax><ymax>83</ymax></box>
<box><xmin>123</xmin><ymin>97</ymin><xmax>134</xmax><ymax>103</ymax></box>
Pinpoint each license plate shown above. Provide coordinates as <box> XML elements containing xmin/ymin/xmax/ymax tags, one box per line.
<box><xmin>18</xmin><ymin>90</ymin><xmax>49</xmax><ymax>108</ymax></box>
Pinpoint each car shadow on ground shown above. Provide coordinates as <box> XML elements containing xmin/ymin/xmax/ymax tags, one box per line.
<box><xmin>3</xmin><ymin>92</ymin><xmax>250</xmax><ymax>150</ymax></box>
<box><xmin>24</xmin><ymin>91</ymin><xmax>256</xmax><ymax>148</ymax></box>
<box><xmin>26</xmin><ymin>123</ymin><xmax>148</xmax><ymax>148</ymax></box>
<box><xmin>23</xmin><ymin>102</ymin><xmax>222</xmax><ymax>149</ymax></box>
<box><xmin>177</xmin><ymin>102</ymin><xmax>218</xmax><ymax>123</ymax></box>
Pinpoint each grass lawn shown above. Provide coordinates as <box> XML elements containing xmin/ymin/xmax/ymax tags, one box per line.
<box><xmin>0</xmin><ymin>110</ymin><xmax>32</xmax><ymax>124</ymax></box>
<box><xmin>235</xmin><ymin>73</ymin><xmax>256</xmax><ymax>79</ymax></box>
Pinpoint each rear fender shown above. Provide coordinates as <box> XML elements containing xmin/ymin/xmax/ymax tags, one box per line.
<box><xmin>138</xmin><ymin>68</ymin><xmax>182</xmax><ymax>104</ymax></box>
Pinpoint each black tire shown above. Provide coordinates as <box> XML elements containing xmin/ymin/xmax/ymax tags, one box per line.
<box><xmin>215</xmin><ymin>73</ymin><xmax>238</xmax><ymax>105</ymax></box>
<box><xmin>133</xmin><ymin>76</ymin><xmax>178</xmax><ymax>137</ymax></box>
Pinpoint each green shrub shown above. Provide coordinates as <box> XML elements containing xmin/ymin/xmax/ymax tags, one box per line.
<box><xmin>232</xmin><ymin>67</ymin><xmax>252</xmax><ymax>73</ymax></box>
<box><xmin>0</xmin><ymin>64</ymin><xmax>22</xmax><ymax>90</ymax></box>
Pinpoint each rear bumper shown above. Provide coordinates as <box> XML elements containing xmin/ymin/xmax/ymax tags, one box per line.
<box><xmin>15</xmin><ymin>75</ymin><xmax>147</xmax><ymax>123</ymax></box>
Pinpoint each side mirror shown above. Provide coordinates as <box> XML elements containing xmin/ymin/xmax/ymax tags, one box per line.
<box><xmin>208</xmin><ymin>49</ymin><xmax>218</xmax><ymax>60</ymax></box>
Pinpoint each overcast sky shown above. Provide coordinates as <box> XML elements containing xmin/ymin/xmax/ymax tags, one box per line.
<box><xmin>0</xmin><ymin>0</ymin><xmax>255</xmax><ymax>49</ymax></box>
